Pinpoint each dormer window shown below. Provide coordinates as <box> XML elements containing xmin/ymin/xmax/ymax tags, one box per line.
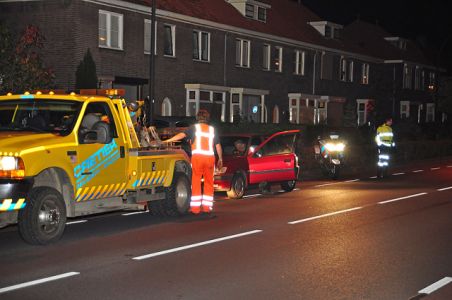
<box><xmin>309</xmin><ymin>21</ymin><xmax>343</xmax><ymax>39</ymax></box>
<box><xmin>227</xmin><ymin>0</ymin><xmax>270</xmax><ymax>23</ymax></box>
<box><xmin>385</xmin><ymin>37</ymin><xmax>407</xmax><ymax>50</ymax></box>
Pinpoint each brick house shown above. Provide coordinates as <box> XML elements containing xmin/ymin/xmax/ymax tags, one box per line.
<box><xmin>0</xmin><ymin>0</ymin><xmax>440</xmax><ymax>126</ymax></box>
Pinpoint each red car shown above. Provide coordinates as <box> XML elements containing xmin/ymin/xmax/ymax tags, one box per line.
<box><xmin>214</xmin><ymin>130</ymin><xmax>300</xmax><ymax>199</ymax></box>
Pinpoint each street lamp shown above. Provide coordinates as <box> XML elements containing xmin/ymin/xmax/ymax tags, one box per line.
<box><xmin>146</xmin><ymin>0</ymin><xmax>157</xmax><ymax>126</ymax></box>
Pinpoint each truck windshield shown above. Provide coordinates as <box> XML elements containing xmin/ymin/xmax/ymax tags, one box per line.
<box><xmin>0</xmin><ymin>99</ymin><xmax>82</xmax><ymax>135</ymax></box>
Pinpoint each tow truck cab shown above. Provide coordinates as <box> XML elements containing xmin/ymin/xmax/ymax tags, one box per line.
<box><xmin>0</xmin><ymin>90</ymin><xmax>191</xmax><ymax>245</ymax></box>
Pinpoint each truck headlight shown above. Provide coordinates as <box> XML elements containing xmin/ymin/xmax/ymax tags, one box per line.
<box><xmin>0</xmin><ymin>156</ymin><xmax>25</xmax><ymax>179</ymax></box>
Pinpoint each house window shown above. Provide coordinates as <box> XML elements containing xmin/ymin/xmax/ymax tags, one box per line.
<box><xmin>428</xmin><ymin>72</ymin><xmax>436</xmax><ymax>90</ymax></box>
<box><xmin>235</xmin><ymin>39</ymin><xmax>250</xmax><ymax>68</ymax></box>
<box><xmin>321</xmin><ymin>52</ymin><xmax>333</xmax><ymax>80</ymax></box>
<box><xmin>144</xmin><ymin>20</ymin><xmax>157</xmax><ymax>54</ymax></box>
<box><xmin>289</xmin><ymin>98</ymin><xmax>300</xmax><ymax>124</ymax></box>
<box><xmin>274</xmin><ymin>46</ymin><xmax>283</xmax><ymax>72</ymax></box>
<box><xmin>400</xmin><ymin>101</ymin><xmax>410</xmax><ymax>119</ymax></box>
<box><xmin>314</xmin><ymin>100</ymin><xmax>328</xmax><ymax>125</ymax></box>
<box><xmin>414</xmin><ymin>66</ymin><xmax>421</xmax><ymax>90</ymax></box>
<box><xmin>403</xmin><ymin>64</ymin><xmax>412</xmax><ymax>89</ymax></box>
<box><xmin>186</xmin><ymin>87</ymin><xmax>226</xmax><ymax>121</ymax></box>
<box><xmin>263</xmin><ymin>44</ymin><xmax>271</xmax><ymax>70</ymax></box>
<box><xmin>426</xmin><ymin>103</ymin><xmax>435</xmax><ymax>122</ymax></box>
<box><xmin>245</xmin><ymin>4</ymin><xmax>254</xmax><ymax>18</ymax></box>
<box><xmin>193</xmin><ymin>30</ymin><xmax>210</xmax><ymax>62</ymax></box>
<box><xmin>348</xmin><ymin>61</ymin><xmax>354</xmax><ymax>82</ymax></box>
<box><xmin>325</xmin><ymin>26</ymin><xmax>332</xmax><ymax>38</ymax></box>
<box><xmin>99</xmin><ymin>10</ymin><xmax>123</xmax><ymax>50</ymax></box>
<box><xmin>421</xmin><ymin>70</ymin><xmax>425</xmax><ymax>91</ymax></box>
<box><xmin>294</xmin><ymin>50</ymin><xmax>305</xmax><ymax>75</ymax></box>
<box><xmin>339</xmin><ymin>57</ymin><xmax>347</xmax><ymax>81</ymax></box>
<box><xmin>356</xmin><ymin>99</ymin><xmax>371</xmax><ymax>126</ymax></box>
<box><xmin>163</xmin><ymin>24</ymin><xmax>175</xmax><ymax>57</ymax></box>
<box><xmin>361</xmin><ymin>63</ymin><xmax>369</xmax><ymax>84</ymax></box>
<box><xmin>257</xmin><ymin>7</ymin><xmax>267</xmax><ymax>22</ymax></box>
<box><xmin>162</xmin><ymin>97</ymin><xmax>172</xmax><ymax>116</ymax></box>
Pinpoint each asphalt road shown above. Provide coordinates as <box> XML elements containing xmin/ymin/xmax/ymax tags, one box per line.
<box><xmin>0</xmin><ymin>158</ymin><xmax>451</xmax><ymax>300</ymax></box>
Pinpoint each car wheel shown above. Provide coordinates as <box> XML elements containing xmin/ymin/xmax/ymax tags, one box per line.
<box><xmin>226</xmin><ymin>174</ymin><xmax>246</xmax><ymax>199</ymax></box>
<box><xmin>281</xmin><ymin>180</ymin><xmax>296</xmax><ymax>192</ymax></box>
<box><xmin>18</xmin><ymin>187</ymin><xmax>66</xmax><ymax>245</ymax></box>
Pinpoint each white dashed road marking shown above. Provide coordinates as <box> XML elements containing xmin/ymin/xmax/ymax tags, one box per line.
<box><xmin>418</xmin><ymin>277</ymin><xmax>452</xmax><ymax>295</ymax></box>
<box><xmin>288</xmin><ymin>207</ymin><xmax>362</xmax><ymax>225</ymax></box>
<box><xmin>431</xmin><ymin>167</ymin><xmax>441</xmax><ymax>170</ymax></box>
<box><xmin>66</xmin><ymin>220</ymin><xmax>88</xmax><ymax>225</ymax></box>
<box><xmin>243</xmin><ymin>194</ymin><xmax>261</xmax><ymax>198</ymax></box>
<box><xmin>412</xmin><ymin>170</ymin><xmax>424</xmax><ymax>173</ymax></box>
<box><xmin>122</xmin><ymin>210</ymin><xmax>149</xmax><ymax>216</ymax></box>
<box><xmin>0</xmin><ymin>272</ymin><xmax>80</xmax><ymax>294</ymax></box>
<box><xmin>438</xmin><ymin>186</ymin><xmax>452</xmax><ymax>192</ymax></box>
<box><xmin>345</xmin><ymin>179</ymin><xmax>360</xmax><ymax>183</ymax></box>
<box><xmin>133</xmin><ymin>230</ymin><xmax>263</xmax><ymax>260</ymax></box>
<box><xmin>378</xmin><ymin>193</ymin><xmax>428</xmax><ymax>205</ymax></box>
<box><xmin>392</xmin><ymin>172</ymin><xmax>405</xmax><ymax>176</ymax></box>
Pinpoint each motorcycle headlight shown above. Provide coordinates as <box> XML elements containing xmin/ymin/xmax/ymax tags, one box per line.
<box><xmin>0</xmin><ymin>156</ymin><xmax>25</xmax><ymax>179</ymax></box>
<box><xmin>325</xmin><ymin>143</ymin><xmax>345</xmax><ymax>152</ymax></box>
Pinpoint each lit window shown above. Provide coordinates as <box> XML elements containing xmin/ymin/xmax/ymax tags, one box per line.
<box><xmin>274</xmin><ymin>46</ymin><xmax>283</xmax><ymax>72</ymax></box>
<box><xmin>99</xmin><ymin>10</ymin><xmax>123</xmax><ymax>50</ymax></box>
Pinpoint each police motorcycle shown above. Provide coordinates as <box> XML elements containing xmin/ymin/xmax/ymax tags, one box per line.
<box><xmin>314</xmin><ymin>133</ymin><xmax>346</xmax><ymax>179</ymax></box>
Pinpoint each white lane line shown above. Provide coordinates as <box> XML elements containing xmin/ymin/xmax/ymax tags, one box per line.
<box><xmin>345</xmin><ymin>179</ymin><xmax>360</xmax><ymax>183</ymax></box>
<box><xmin>0</xmin><ymin>272</ymin><xmax>80</xmax><ymax>294</ymax></box>
<box><xmin>133</xmin><ymin>230</ymin><xmax>263</xmax><ymax>260</ymax></box>
<box><xmin>438</xmin><ymin>186</ymin><xmax>452</xmax><ymax>192</ymax></box>
<box><xmin>378</xmin><ymin>193</ymin><xmax>427</xmax><ymax>205</ymax></box>
<box><xmin>315</xmin><ymin>182</ymin><xmax>339</xmax><ymax>187</ymax></box>
<box><xmin>412</xmin><ymin>170</ymin><xmax>424</xmax><ymax>173</ymax></box>
<box><xmin>288</xmin><ymin>207</ymin><xmax>362</xmax><ymax>225</ymax></box>
<box><xmin>243</xmin><ymin>194</ymin><xmax>261</xmax><ymax>198</ymax></box>
<box><xmin>418</xmin><ymin>277</ymin><xmax>452</xmax><ymax>295</ymax></box>
<box><xmin>122</xmin><ymin>210</ymin><xmax>149</xmax><ymax>216</ymax></box>
<box><xmin>392</xmin><ymin>172</ymin><xmax>405</xmax><ymax>176</ymax></box>
<box><xmin>369</xmin><ymin>176</ymin><xmax>377</xmax><ymax>179</ymax></box>
<box><xmin>66</xmin><ymin>220</ymin><xmax>87</xmax><ymax>225</ymax></box>
<box><xmin>431</xmin><ymin>167</ymin><xmax>441</xmax><ymax>170</ymax></box>
<box><xmin>447</xmin><ymin>165</ymin><xmax>452</xmax><ymax>168</ymax></box>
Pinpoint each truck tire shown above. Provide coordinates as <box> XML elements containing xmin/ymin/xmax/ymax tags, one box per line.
<box><xmin>18</xmin><ymin>187</ymin><xmax>66</xmax><ymax>245</ymax></box>
<box><xmin>163</xmin><ymin>172</ymin><xmax>191</xmax><ymax>217</ymax></box>
<box><xmin>226</xmin><ymin>174</ymin><xmax>246</xmax><ymax>199</ymax></box>
<box><xmin>281</xmin><ymin>180</ymin><xmax>296</xmax><ymax>192</ymax></box>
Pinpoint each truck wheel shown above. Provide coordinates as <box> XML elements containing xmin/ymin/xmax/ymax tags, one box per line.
<box><xmin>18</xmin><ymin>187</ymin><xmax>66</xmax><ymax>245</ymax></box>
<box><xmin>281</xmin><ymin>180</ymin><xmax>296</xmax><ymax>192</ymax></box>
<box><xmin>164</xmin><ymin>172</ymin><xmax>190</xmax><ymax>216</ymax></box>
<box><xmin>226</xmin><ymin>174</ymin><xmax>246</xmax><ymax>199</ymax></box>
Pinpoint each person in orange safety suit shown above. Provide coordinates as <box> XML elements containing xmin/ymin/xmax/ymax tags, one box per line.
<box><xmin>163</xmin><ymin>109</ymin><xmax>223</xmax><ymax>215</ymax></box>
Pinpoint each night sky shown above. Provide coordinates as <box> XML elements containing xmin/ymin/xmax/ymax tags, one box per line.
<box><xmin>297</xmin><ymin>0</ymin><xmax>452</xmax><ymax>71</ymax></box>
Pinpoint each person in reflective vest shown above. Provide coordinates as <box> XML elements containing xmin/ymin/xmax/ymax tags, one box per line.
<box><xmin>163</xmin><ymin>109</ymin><xmax>223</xmax><ymax>214</ymax></box>
<box><xmin>375</xmin><ymin>117</ymin><xmax>395</xmax><ymax>167</ymax></box>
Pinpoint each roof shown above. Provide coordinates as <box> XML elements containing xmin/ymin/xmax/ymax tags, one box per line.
<box><xmin>122</xmin><ymin>0</ymin><xmax>431</xmax><ymax>64</ymax></box>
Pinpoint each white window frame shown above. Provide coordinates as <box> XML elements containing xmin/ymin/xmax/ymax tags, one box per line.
<box><xmin>144</xmin><ymin>19</ymin><xmax>157</xmax><ymax>55</ymax></box>
<box><xmin>274</xmin><ymin>46</ymin><xmax>283</xmax><ymax>72</ymax></box>
<box><xmin>185</xmin><ymin>84</ymin><xmax>227</xmax><ymax>122</ymax></box>
<box><xmin>428</xmin><ymin>72</ymin><xmax>436</xmax><ymax>90</ymax></box>
<box><xmin>235</xmin><ymin>39</ymin><xmax>251</xmax><ymax>68</ymax></box>
<box><xmin>403</xmin><ymin>64</ymin><xmax>412</xmax><ymax>89</ymax></box>
<box><xmin>400</xmin><ymin>101</ymin><xmax>410</xmax><ymax>119</ymax></box>
<box><xmin>244</xmin><ymin>3</ymin><xmax>267</xmax><ymax>22</ymax></box>
<box><xmin>356</xmin><ymin>99</ymin><xmax>369</xmax><ymax>126</ymax></box>
<box><xmin>162</xmin><ymin>97</ymin><xmax>172</xmax><ymax>116</ymax></box>
<box><xmin>414</xmin><ymin>66</ymin><xmax>421</xmax><ymax>90</ymax></box>
<box><xmin>294</xmin><ymin>50</ymin><xmax>305</xmax><ymax>75</ymax></box>
<box><xmin>361</xmin><ymin>63</ymin><xmax>369</xmax><ymax>84</ymax></box>
<box><xmin>289</xmin><ymin>98</ymin><xmax>301</xmax><ymax>124</ymax></box>
<box><xmin>193</xmin><ymin>30</ymin><xmax>210</xmax><ymax>62</ymax></box>
<box><xmin>263</xmin><ymin>44</ymin><xmax>271</xmax><ymax>70</ymax></box>
<box><xmin>340</xmin><ymin>57</ymin><xmax>347</xmax><ymax>81</ymax></box>
<box><xmin>99</xmin><ymin>10</ymin><xmax>123</xmax><ymax>50</ymax></box>
<box><xmin>426</xmin><ymin>103</ymin><xmax>435</xmax><ymax>122</ymax></box>
<box><xmin>348</xmin><ymin>60</ymin><xmax>354</xmax><ymax>82</ymax></box>
<box><xmin>229</xmin><ymin>88</ymin><xmax>268</xmax><ymax>123</ymax></box>
<box><xmin>163</xmin><ymin>24</ymin><xmax>176</xmax><ymax>57</ymax></box>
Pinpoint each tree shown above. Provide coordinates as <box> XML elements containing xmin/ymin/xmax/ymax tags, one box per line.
<box><xmin>0</xmin><ymin>23</ymin><xmax>55</xmax><ymax>94</ymax></box>
<box><xmin>75</xmin><ymin>49</ymin><xmax>98</xmax><ymax>89</ymax></box>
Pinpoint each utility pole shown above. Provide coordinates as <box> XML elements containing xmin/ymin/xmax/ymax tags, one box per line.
<box><xmin>146</xmin><ymin>0</ymin><xmax>156</xmax><ymax>126</ymax></box>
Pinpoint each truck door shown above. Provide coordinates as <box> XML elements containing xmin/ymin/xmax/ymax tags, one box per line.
<box><xmin>248</xmin><ymin>132</ymin><xmax>298</xmax><ymax>184</ymax></box>
<box><xmin>74</xmin><ymin>102</ymin><xmax>127</xmax><ymax>202</ymax></box>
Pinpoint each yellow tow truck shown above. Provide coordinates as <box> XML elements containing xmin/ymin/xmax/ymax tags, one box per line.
<box><xmin>0</xmin><ymin>90</ymin><xmax>191</xmax><ymax>244</ymax></box>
